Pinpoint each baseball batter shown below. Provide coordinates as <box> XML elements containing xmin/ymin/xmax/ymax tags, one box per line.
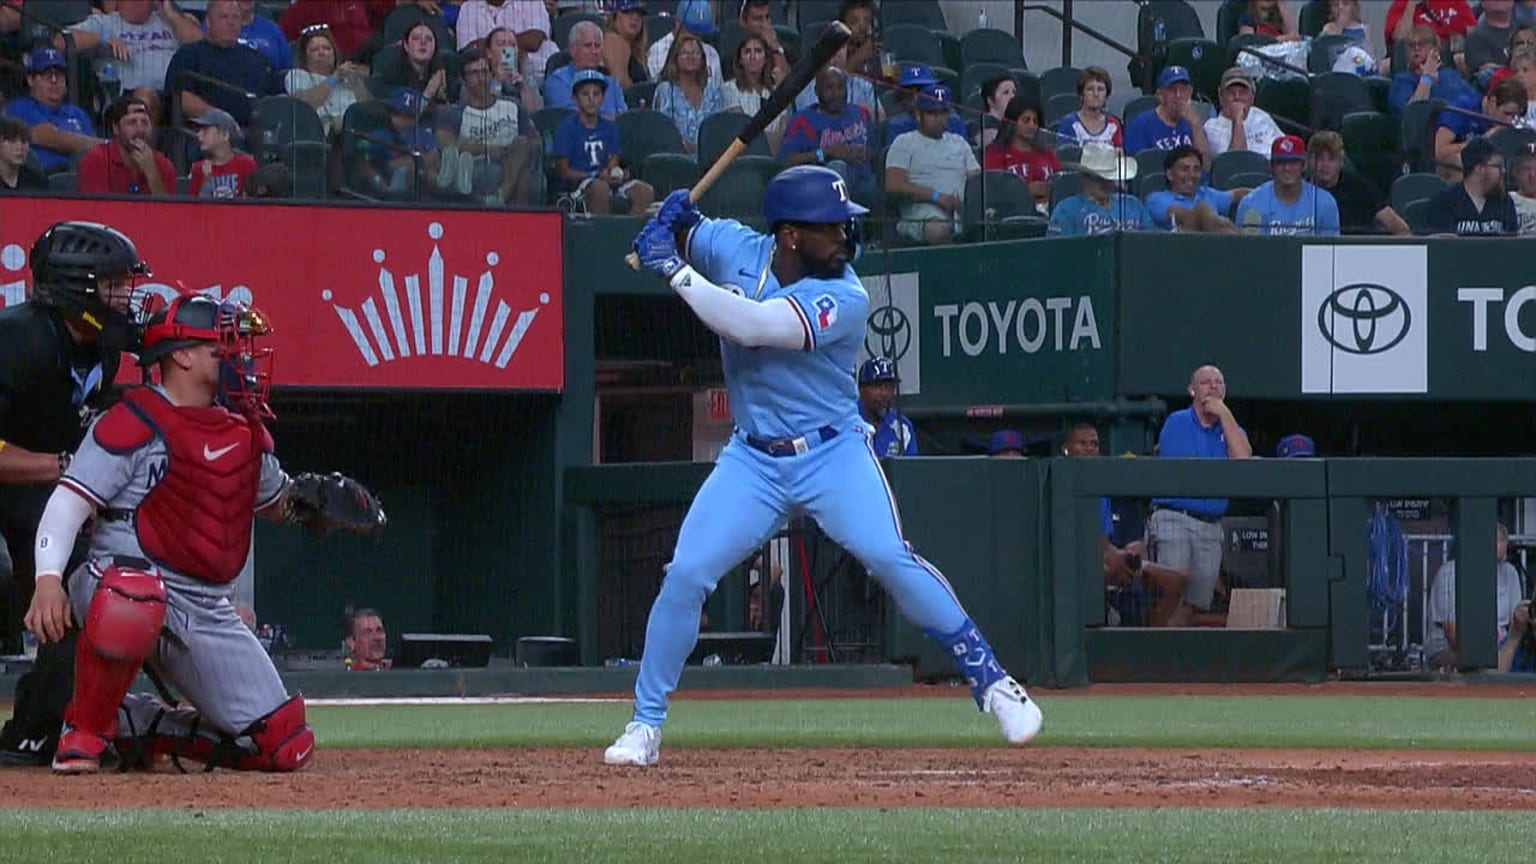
<box><xmin>25</xmin><ymin>295</ymin><xmax>380</xmax><ymax>774</ymax></box>
<box><xmin>607</xmin><ymin>169</ymin><xmax>1043</xmax><ymax>766</ymax></box>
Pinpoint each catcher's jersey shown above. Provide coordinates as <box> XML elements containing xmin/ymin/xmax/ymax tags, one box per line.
<box><xmin>59</xmin><ymin>386</ymin><xmax>287</xmax><ymax>599</ymax></box>
<box><xmin>685</xmin><ymin>218</ymin><xmax>869</xmax><ymax>441</ymax></box>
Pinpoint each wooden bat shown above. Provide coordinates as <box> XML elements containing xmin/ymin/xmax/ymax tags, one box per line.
<box><xmin>625</xmin><ymin>19</ymin><xmax>853</xmax><ymax>270</ymax></box>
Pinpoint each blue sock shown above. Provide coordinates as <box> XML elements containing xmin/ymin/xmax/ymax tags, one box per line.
<box><xmin>927</xmin><ymin>619</ymin><xmax>1008</xmax><ymax>709</ymax></box>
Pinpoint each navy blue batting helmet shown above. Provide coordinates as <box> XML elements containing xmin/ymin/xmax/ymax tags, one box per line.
<box><xmin>762</xmin><ymin>165</ymin><xmax>869</xmax><ymax>227</ymax></box>
<box><xmin>858</xmin><ymin>356</ymin><xmax>899</xmax><ymax>384</ymax></box>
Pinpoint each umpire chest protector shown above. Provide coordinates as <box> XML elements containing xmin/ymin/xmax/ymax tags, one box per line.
<box><xmin>94</xmin><ymin>387</ymin><xmax>270</xmax><ymax>584</ymax></box>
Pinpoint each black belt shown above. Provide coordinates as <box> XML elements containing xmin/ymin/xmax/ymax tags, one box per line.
<box><xmin>1152</xmin><ymin>504</ymin><xmax>1222</xmax><ymax>525</ymax></box>
<box><xmin>743</xmin><ymin>425</ymin><xmax>838</xmax><ymax>458</ymax></box>
<box><xmin>100</xmin><ymin>508</ymin><xmax>134</xmax><ymax>524</ymax></box>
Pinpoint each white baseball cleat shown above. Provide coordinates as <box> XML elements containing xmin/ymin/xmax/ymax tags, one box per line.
<box><xmin>982</xmin><ymin>677</ymin><xmax>1043</xmax><ymax>745</ymax></box>
<box><xmin>603</xmin><ymin>721</ymin><xmax>662</xmax><ymax>766</ymax></box>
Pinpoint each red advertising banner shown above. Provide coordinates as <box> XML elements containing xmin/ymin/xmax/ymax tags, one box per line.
<box><xmin>0</xmin><ymin>199</ymin><xmax>564</xmax><ymax>391</ymax></box>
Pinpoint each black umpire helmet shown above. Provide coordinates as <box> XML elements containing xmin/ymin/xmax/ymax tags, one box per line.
<box><xmin>30</xmin><ymin>221</ymin><xmax>150</xmax><ymax>350</ymax></box>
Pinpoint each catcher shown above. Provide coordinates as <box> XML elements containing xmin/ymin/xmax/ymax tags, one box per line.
<box><xmin>25</xmin><ymin>294</ymin><xmax>385</xmax><ymax>774</ymax></box>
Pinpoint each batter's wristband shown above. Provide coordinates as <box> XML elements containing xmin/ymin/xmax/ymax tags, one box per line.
<box><xmin>929</xmin><ymin>189</ymin><xmax>940</xmax><ymax>204</ymax></box>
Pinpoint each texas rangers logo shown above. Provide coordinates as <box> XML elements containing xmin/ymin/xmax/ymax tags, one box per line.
<box><xmin>813</xmin><ymin>295</ymin><xmax>838</xmax><ymax>331</ymax></box>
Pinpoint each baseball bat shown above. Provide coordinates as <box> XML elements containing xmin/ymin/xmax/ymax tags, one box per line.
<box><xmin>625</xmin><ymin>20</ymin><xmax>853</xmax><ymax>270</ymax></box>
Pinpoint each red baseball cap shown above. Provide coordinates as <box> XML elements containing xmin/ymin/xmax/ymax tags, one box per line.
<box><xmin>1271</xmin><ymin>134</ymin><xmax>1307</xmax><ymax>162</ymax></box>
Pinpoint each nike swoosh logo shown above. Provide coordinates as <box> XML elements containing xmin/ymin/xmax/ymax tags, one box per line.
<box><xmin>293</xmin><ymin>744</ymin><xmax>314</xmax><ymax>763</ymax></box>
<box><xmin>203</xmin><ymin>443</ymin><xmax>239</xmax><ymax>461</ymax></box>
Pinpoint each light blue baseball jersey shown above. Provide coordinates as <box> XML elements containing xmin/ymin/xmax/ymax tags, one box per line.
<box><xmin>1234</xmin><ymin>180</ymin><xmax>1340</xmax><ymax>236</ymax></box>
<box><xmin>686</xmin><ymin>218</ymin><xmax>869</xmax><ymax>440</ymax></box>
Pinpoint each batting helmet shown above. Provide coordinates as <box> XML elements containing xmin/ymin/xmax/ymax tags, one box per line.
<box><xmin>762</xmin><ymin>165</ymin><xmax>869</xmax><ymax>227</ymax></box>
<box><xmin>139</xmin><ymin>295</ymin><xmax>275</xmax><ymax>418</ymax></box>
<box><xmin>30</xmin><ymin>221</ymin><xmax>150</xmax><ymax>350</ymax></box>
<box><xmin>858</xmin><ymin>356</ymin><xmax>899</xmax><ymax>385</ymax></box>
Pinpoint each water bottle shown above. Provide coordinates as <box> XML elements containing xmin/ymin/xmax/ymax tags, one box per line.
<box><xmin>1154</xmin><ymin>17</ymin><xmax>1167</xmax><ymax>43</ymax></box>
<box><xmin>978</xmin><ymin>5</ymin><xmax>988</xmax><ymax>29</ymax></box>
<box><xmin>99</xmin><ymin>61</ymin><xmax>122</xmax><ymax>103</ymax></box>
<box><xmin>21</xmin><ymin>630</ymin><xmax>37</xmax><ymax>661</ymax></box>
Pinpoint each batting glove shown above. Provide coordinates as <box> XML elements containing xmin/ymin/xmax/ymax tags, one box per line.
<box><xmin>633</xmin><ymin>218</ymin><xmax>686</xmax><ymax>281</ymax></box>
<box><xmin>656</xmin><ymin>188</ymin><xmax>701</xmax><ymax>232</ymax></box>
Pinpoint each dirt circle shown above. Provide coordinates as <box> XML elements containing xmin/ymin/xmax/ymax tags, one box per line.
<box><xmin>2</xmin><ymin>747</ymin><xmax>1534</xmax><ymax>810</ymax></box>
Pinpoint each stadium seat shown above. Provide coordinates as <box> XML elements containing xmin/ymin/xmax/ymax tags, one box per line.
<box><xmin>21</xmin><ymin>0</ymin><xmax>91</xmax><ymax>30</ymax></box>
<box><xmin>617</xmin><ymin>109</ymin><xmax>687</xmax><ymax>168</ymax></box>
<box><xmin>625</xmin><ymin>81</ymin><xmax>658</xmax><ymax>111</ymax></box>
<box><xmin>881</xmin><ymin>0</ymin><xmax>948</xmax><ymax>31</ymax></box>
<box><xmin>1055</xmin><ymin>144</ymin><xmax>1083</xmax><ymax>166</ymax></box>
<box><xmin>545</xmin><ymin>50</ymin><xmax>572</xmax><ymax>77</ymax></box>
<box><xmin>800</xmin><ymin>20</ymin><xmax>832</xmax><ymax>60</ymax></box>
<box><xmin>1307</xmin><ymin>34</ymin><xmax>1354</xmax><ymax>74</ymax></box>
<box><xmin>1256</xmin><ymin>76</ymin><xmax>1312</xmax><ymax>130</ymax></box>
<box><xmin>1399</xmin><ymin>98</ymin><xmax>1446</xmax><ymax>173</ymax></box>
<box><xmin>937</xmin><ymin>32</ymin><xmax>964</xmax><ymax>76</ymax></box>
<box><xmin>1039</xmin><ymin>66</ymin><xmax>1082</xmax><ymax>104</ymax></box>
<box><xmin>1489</xmin><ymin>125</ymin><xmax>1536</xmax><ymax>165</ymax></box>
<box><xmin>1221</xmin><ymin>169</ymin><xmax>1270</xmax><ymax>190</ymax></box>
<box><xmin>1163</xmin><ymin>38</ymin><xmax>1225</xmax><ymax>101</ymax></box>
<box><xmin>1133</xmin><ymin>148</ymin><xmax>1167</xmax><ymax>183</ymax></box>
<box><xmin>1310</xmin><ymin>72</ymin><xmax>1373</xmax><ymax>130</ymax></box>
<box><xmin>1013</xmin><ymin>71</ymin><xmax>1043</xmax><ymax>107</ymax></box>
<box><xmin>640</xmin><ymin>151</ymin><xmax>701</xmax><ymax>195</ymax></box>
<box><xmin>962</xmin><ymin>62</ymin><xmax>1014</xmax><ymax>103</ymax></box>
<box><xmin>796</xmin><ymin>0</ymin><xmax>845</xmax><ymax>28</ymax></box>
<box><xmin>337</xmin><ymin>101</ymin><xmax>390</xmax><ymax>198</ymax></box>
<box><xmin>645</xmin><ymin>12</ymin><xmax>675</xmax><ymax>47</ymax></box>
<box><xmin>1049</xmin><ymin>170</ymin><xmax>1082</xmax><ymax>210</ymax></box>
<box><xmin>963</xmin><ymin>170</ymin><xmax>1036</xmax><ymax>238</ymax></box>
<box><xmin>532</xmin><ymin>106</ymin><xmax>574</xmax><ymax>158</ymax></box>
<box><xmin>697</xmin><ymin>111</ymin><xmax>772</xmax><ymax>167</ymax></box>
<box><xmin>1390</xmin><ymin>172</ymin><xmax>1447</xmax><ymax>214</ymax></box>
<box><xmin>1226</xmin><ymin>32</ymin><xmax>1276</xmax><ymax>69</ymax></box>
<box><xmin>1137</xmin><ymin>0</ymin><xmax>1206</xmax><ymax>91</ymax></box>
<box><xmin>884</xmin><ymin>25</ymin><xmax>945</xmax><ymax>67</ymax></box>
<box><xmin>1340</xmin><ymin>110</ymin><xmax>1399</xmax><ymax>193</ymax></box>
<box><xmin>1214</xmin><ymin>0</ymin><xmax>1245</xmax><ymax>47</ymax></box>
<box><xmin>1043</xmin><ymin>92</ymin><xmax>1079</xmax><ymax>127</ymax></box>
<box><xmin>1137</xmin><ymin>171</ymin><xmax>1169</xmax><ymax>197</ymax></box>
<box><xmin>1298</xmin><ymin>0</ymin><xmax>1330</xmax><ymax>38</ymax></box>
<box><xmin>1122</xmin><ymin>94</ymin><xmax>1160</xmax><ymax>128</ymax></box>
<box><xmin>961</xmin><ymin>28</ymin><xmax>1026</xmax><ymax>70</ymax></box>
<box><xmin>775</xmin><ymin>25</ymin><xmax>801</xmax><ymax>64</ymax></box>
<box><xmin>698</xmin><ymin>155</ymin><xmax>779</xmax><ymax>220</ymax></box>
<box><xmin>553</xmin><ymin>11</ymin><xmax>606</xmax><ymax>50</ymax></box>
<box><xmin>248</xmin><ymin>96</ymin><xmax>328</xmax><ymax>199</ymax></box>
<box><xmin>48</xmin><ymin>172</ymin><xmax>77</xmax><ymax>193</ymax></box>
<box><xmin>1211</xmin><ymin>149</ymin><xmax>1270</xmax><ymax>189</ymax></box>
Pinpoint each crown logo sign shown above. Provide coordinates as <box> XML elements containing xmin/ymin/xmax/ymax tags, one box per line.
<box><xmin>324</xmin><ymin>222</ymin><xmax>550</xmax><ymax>369</ymax></box>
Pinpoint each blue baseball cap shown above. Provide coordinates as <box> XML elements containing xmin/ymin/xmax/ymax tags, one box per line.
<box><xmin>25</xmin><ymin>47</ymin><xmax>67</xmax><ymax>73</ymax></box>
<box><xmin>616</xmin><ymin>0</ymin><xmax>647</xmax><ymax>12</ymax></box>
<box><xmin>571</xmin><ymin>68</ymin><xmax>609</xmax><ymax>93</ymax></box>
<box><xmin>1275</xmin><ymin>434</ymin><xmax>1316</xmax><ymax>458</ymax></box>
<box><xmin>385</xmin><ymin>87</ymin><xmax>425</xmax><ymax>114</ymax></box>
<box><xmin>898</xmin><ymin>64</ymin><xmax>938</xmax><ymax>88</ymax></box>
<box><xmin>988</xmin><ymin>430</ymin><xmax>1026</xmax><ymax>456</ymax></box>
<box><xmin>916</xmin><ymin>83</ymin><xmax>953</xmax><ymax>111</ymax></box>
<box><xmin>676</xmin><ymin>0</ymin><xmax>716</xmax><ymax>36</ymax></box>
<box><xmin>858</xmin><ymin>356</ymin><xmax>899</xmax><ymax>384</ymax></box>
<box><xmin>1157</xmin><ymin>65</ymin><xmax>1191</xmax><ymax>88</ymax></box>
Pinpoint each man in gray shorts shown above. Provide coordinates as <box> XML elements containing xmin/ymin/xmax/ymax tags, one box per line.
<box><xmin>1146</xmin><ymin>365</ymin><xmax>1252</xmax><ymax>623</ymax></box>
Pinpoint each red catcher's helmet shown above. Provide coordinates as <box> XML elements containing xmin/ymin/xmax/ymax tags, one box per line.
<box><xmin>138</xmin><ymin>295</ymin><xmax>275</xmax><ymax>418</ymax></box>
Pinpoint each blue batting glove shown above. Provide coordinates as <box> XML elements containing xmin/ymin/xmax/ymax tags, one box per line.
<box><xmin>634</xmin><ymin>218</ymin><xmax>686</xmax><ymax>280</ymax></box>
<box><xmin>656</xmin><ymin>188</ymin><xmax>701</xmax><ymax>232</ymax></box>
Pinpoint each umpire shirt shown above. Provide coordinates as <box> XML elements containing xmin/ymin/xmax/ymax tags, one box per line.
<box><xmin>1150</xmin><ymin>406</ymin><xmax>1243</xmax><ymax>519</ymax></box>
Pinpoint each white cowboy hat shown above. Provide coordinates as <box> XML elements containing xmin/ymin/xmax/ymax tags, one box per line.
<box><xmin>1064</xmin><ymin>145</ymin><xmax>1137</xmax><ymax>183</ymax></box>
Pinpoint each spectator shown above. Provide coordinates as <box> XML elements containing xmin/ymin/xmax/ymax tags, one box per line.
<box><xmin>1520</xmin><ymin>0</ymin><xmax>1536</xmax><ymax>28</ymax></box>
<box><xmin>793</xmin><ymin>44</ymin><xmax>876</xmax><ymax>117</ymax></box>
<box><xmin>1237</xmin><ymin>0</ymin><xmax>1300</xmax><ymax>40</ymax></box>
<box><xmin>1047</xmin><ymin>145</ymin><xmax>1153</xmax><ymax>235</ymax></box>
<box><xmin>164</xmin><ymin>0</ymin><xmax>283</xmax><ymax>127</ymax></box>
<box><xmin>233</xmin><ymin>0</ymin><xmax>292</xmax><ymax>71</ymax></box>
<box><xmin>884</xmin><ymin>84</ymin><xmax>979</xmax><ymax>245</ymax></box>
<box><xmin>1063</xmin><ymin>422</ymin><xmax>1191</xmax><ymax>628</ymax></box>
<box><xmin>5</xmin><ymin>48</ymin><xmax>98</xmax><ymax>175</ymax></box>
<box><xmin>359</xmin><ymin>87</ymin><xmax>440</xmax><ymax>197</ymax></box>
<box><xmin>647</xmin><ymin>0</ymin><xmax>721</xmax><ymax>82</ymax></box>
<box><xmin>982</xmin><ymin>97</ymin><xmax>1059</xmax><ymax>210</ymax></box>
<box><xmin>987</xmin><ymin>429</ymin><xmax>1026</xmax><ymax>458</ymax></box>
<box><xmin>187</xmin><ymin>107</ymin><xmax>257</xmax><ymax>198</ymax></box>
<box><xmin>377</xmin><ymin>20</ymin><xmax>453</xmax><ymax>106</ymax></box>
<box><xmin>975</xmin><ymin>75</ymin><xmax>1018</xmax><ymax>149</ymax></box>
<box><xmin>0</xmin><ymin>116</ymin><xmax>47</xmax><ymax>193</ymax></box>
<box><xmin>1498</xmin><ymin>599</ymin><xmax>1536</xmax><ymax>673</ymax></box>
<box><xmin>76</xmin><ymin>95</ymin><xmax>174</xmax><ymax>196</ymax></box>
<box><xmin>244</xmin><ymin>160</ymin><xmax>291</xmax><ymax>197</ymax></box>
<box><xmin>721</xmin><ymin>34</ymin><xmax>783</xmax><ymax>152</ymax></box>
<box><xmin>603</xmin><ymin>0</ymin><xmax>649</xmax><ymax>89</ymax></box>
<box><xmin>1122</xmin><ymin>65</ymin><xmax>1210</xmax><ymax>164</ymax></box>
<box><xmin>1425</xmin><ymin>522</ymin><xmax>1525</xmax><ymax>670</ymax></box>
<box><xmin>1052</xmin><ymin>66</ymin><xmax>1122</xmax><ymax>150</ymax></box>
<box><xmin>882</xmin><ymin>65</ymin><xmax>965</xmax><ymax>148</ymax></box>
<box><xmin>1386</xmin><ymin>0</ymin><xmax>1477</xmax><ymax>49</ymax></box>
<box><xmin>1389</xmin><ymin>24</ymin><xmax>1476</xmax><ymax>115</ymax></box>
<box><xmin>857</xmin><ymin>357</ymin><xmax>916</xmax><ymax>457</ymax></box>
<box><xmin>279</xmin><ymin>0</ymin><xmax>377</xmax><ymax>60</ymax></box>
<box><xmin>1144</xmin><ymin>144</ymin><xmax>1246</xmax><ymax>233</ymax></box>
<box><xmin>1509</xmin><ymin>149</ymin><xmax>1536</xmax><ymax>233</ymax></box>
<box><xmin>552</xmin><ymin>69</ymin><xmax>655</xmax><ymax>214</ymax></box>
<box><xmin>542</xmin><ymin>21</ymin><xmax>626</xmax><ymax>116</ymax></box>
<box><xmin>781</xmin><ymin>67</ymin><xmax>875</xmax><ymax>203</ymax></box>
<box><xmin>1511</xmin><ymin>50</ymin><xmax>1536</xmax><ymax>127</ymax></box>
<box><xmin>839</xmin><ymin>0</ymin><xmax>880</xmax><ymax>80</ymax></box>
<box><xmin>1147</xmin><ymin>364</ymin><xmax>1252</xmax><ymax>626</ymax></box>
<box><xmin>344</xmin><ymin>608</ymin><xmax>392</xmax><ymax>671</ymax></box>
<box><xmin>60</xmin><ymin>0</ymin><xmax>204</xmax><ymax>123</ymax></box>
<box><xmin>1203</xmin><ymin>67</ymin><xmax>1283</xmax><ymax>160</ymax></box>
<box><xmin>482</xmin><ymin>27</ymin><xmax>542</xmax><ymax>109</ymax></box>
<box><xmin>738</xmin><ymin>0</ymin><xmax>789</xmax><ymax>81</ymax></box>
<box><xmin>746</xmin><ymin>552</ymin><xmax>785</xmax><ymax>632</ymax></box>
<box><xmin>1236</xmin><ymin>135</ymin><xmax>1341</xmax><ymax>235</ymax></box>
<box><xmin>1433</xmin><ymin>78</ymin><xmax>1527</xmax><ymax>180</ymax></box>
<box><xmin>1424</xmin><ymin>137</ymin><xmax>1518</xmax><ymax>234</ymax></box>
<box><xmin>457</xmin><ymin>0</ymin><xmax>558</xmax><ymax>89</ymax></box>
<box><xmin>1466</xmin><ymin>0</ymin><xmax>1518</xmax><ymax>83</ymax></box>
<box><xmin>285</xmin><ymin>25</ymin><xmax>369</xmax><ymax>139</ymax></box>
<box><xmin>653</xmin><ymin>31</ymin><xmax>722</xmax><ymax>155</ymax></box>
<box><xmin>1322</xmin><ymin>0</ymin><xmax>1375</xmax><ymax>56</ymax></box>
<box><xmin>1307</xmin><ymin>130</ymin><xmax>1412</xmax><ymax>234</ymax></box>
<box><xmin>452</xmin><ymin>46</ymin><xmax>540</xmax><ymax>205</ymax></box>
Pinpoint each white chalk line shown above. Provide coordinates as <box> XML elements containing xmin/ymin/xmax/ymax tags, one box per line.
<box><xmin>308</xmin><ymin>696</ymin><xmax>627</xmax><ymax>706</ymax></box>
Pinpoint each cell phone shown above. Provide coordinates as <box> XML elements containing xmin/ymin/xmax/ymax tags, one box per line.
<box><xmin>499</xmin><ymin>46</ymin><xmax>518</xmax><ymax>72</ymax></box>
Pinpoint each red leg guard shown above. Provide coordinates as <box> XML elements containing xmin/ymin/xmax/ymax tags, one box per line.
<box><xmin>64</xmin><ymin>566</ymin><xmax>167</xmax><ymax>740</ymax></box>
<box><xmin>134</xmin><ymin>694</ymin><xmax>314</xmax><ymax>773</ymax></box>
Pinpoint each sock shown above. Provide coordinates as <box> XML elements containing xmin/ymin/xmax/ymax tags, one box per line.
<box><xmin>927</xmin><ymin>619</ymin><xmax>1008</xmax><ymax>709</ymax></box>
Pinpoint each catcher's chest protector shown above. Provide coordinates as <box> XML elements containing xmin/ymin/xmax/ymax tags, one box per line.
<box><xmin>122</xmin><ymin>388</ymin><xmax>265</xmax><ymax>584</ymax></box>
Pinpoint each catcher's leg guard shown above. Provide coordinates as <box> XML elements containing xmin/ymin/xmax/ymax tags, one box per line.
<box><xmin>56</xmin><ymin>566</ymin><xmax>166</xmax><ymax>773</ymax></box>
<box><xmin>234</xmin><ymin>693</ymin><xmax>314</xmax><ymax>772</ymax></box>
<box><xmin>133</xmin><ymin>694</ymin><xmax>314</xmax><ymax>773</ymax></box>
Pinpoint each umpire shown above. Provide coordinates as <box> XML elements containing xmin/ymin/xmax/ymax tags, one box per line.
<box><xmin>0</xmin><ymin>221</ymin><xmax>148</xmax><ymax>765</ymax></box>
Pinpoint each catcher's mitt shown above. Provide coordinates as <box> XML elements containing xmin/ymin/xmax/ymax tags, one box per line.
<box><xmin>283</xmin><ymin>472</ymin><xmax>387</xmax><ymax>536</ymax></box>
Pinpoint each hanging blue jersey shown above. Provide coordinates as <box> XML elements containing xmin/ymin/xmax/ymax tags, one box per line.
<box><xmin>685</xmin><ymin>218</ymin><xmax>869</xmax><ymax>440</ymax></box>
<box><xmin>1235</xmin><ymin>180</ymin><xmax>1340</xmax><ymax>236</ymax></box>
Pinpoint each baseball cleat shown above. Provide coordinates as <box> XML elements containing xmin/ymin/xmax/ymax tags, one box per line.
<box><xmin>982</xmin><ymin>677</ymin><xmax>1043</xmax><ymax>745</ymax></box>
<box><xmin>51</xmin><ymin>730</ymin><xmax>117</xmax><ymax>775</ymax></box>
<box><xmin>603</xmin><ymin>721</ymin><xmax>661</xmax><ymax>766</ymax></box>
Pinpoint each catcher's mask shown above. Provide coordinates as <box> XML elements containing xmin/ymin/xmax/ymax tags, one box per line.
<box><xmin>138</xmin><ymin>295</ymin><xmax>274</xmax><ymax>418</ymax></box>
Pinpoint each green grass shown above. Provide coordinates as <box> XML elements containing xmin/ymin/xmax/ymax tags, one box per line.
<box><xmin>2</xmin><ymin>808</ymin><xmax>1530</xmax><ymax>864</ymax></box>
<box><xmin>308</xmin><ymin>695</ymin><xmax>1536</xmax><ymax>751</ymax></box>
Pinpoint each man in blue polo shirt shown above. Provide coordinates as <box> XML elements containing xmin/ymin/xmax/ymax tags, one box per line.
<box><xmin>1122</xmin><ymin>65</ymin><xmax>1210</xmax><ymax>164</ymax></box>
<box><xmin>163</xmin><ymin>0</ymin><xmax>283</xmax><ymax>127</ymax></box>
<box><xmin>4</xmin><ymin>48</ymin><xmax>98</xmax><ymax>173</ymax></box>
<box><xmin>1147</xmin><ymin>364</ymin><xmax>1251</xmax><ymax>623</ymax></box>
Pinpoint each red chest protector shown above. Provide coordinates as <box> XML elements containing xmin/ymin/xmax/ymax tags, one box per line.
<box><xmin>104</xmin><ymin>387</ymin><xmax>271</xmax><ymax>584</ymax></box>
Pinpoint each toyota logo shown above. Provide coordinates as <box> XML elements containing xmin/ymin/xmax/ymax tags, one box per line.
<box><xmin>866</xmin><ymin>301</ymin><xmax>911</xmax><ymax>363</ymax></box>
<box><xmin>1317</xmin><ymin>283</ymin><xmax>1411</xmax><ymax>355</ymax></box>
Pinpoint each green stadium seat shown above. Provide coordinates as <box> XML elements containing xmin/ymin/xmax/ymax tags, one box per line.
<box><xmin>1309</xmin><ymin>72</ymin><xmax>1372</xmax><ymax>130</ymax></box>
<box><xmin>882</xmin><ymin>0</ymin><xmax>947</xmax><ymax>31</ymax></box>
<box><xmin>1308</xmin><ymin>34</ymin><xmax>1354</xmax><ymax>74</ymax></box>
<box><xmin>1122</xmin><ymin>94</ymin><xmax>1160</xmax><ymax>129</ymax></box>
<box><xmin>1039</xmin><ymin>66</ymin><xmax>1082</xmax><ymax>103</ymax></box>
<box><xmin>1399</xmin><ymin>98</ymin><xmax>1446</xmax><ymax>173</ymax></box>
<box><xmin>963</xmin><ymin>170</ymin><xmax>1037</xmax><ymax>240</ymax></box>
<box><xmin>884</xmin><ymin>25</ymin><xmax>944</xmax><ymax>67</ymax></box>
<box><xmin>1044</xmin><ymin>92</ymin><xmax>1080</xmax><ymax>127</ymax></box>
<box><xmin>697</xmin><ymin>111</ymin><xmax>772</xmax><ymax>168</ymax></box>
<box><xmin>1340</xmin><ymin>110</ymin><xmax>1400</xmax><ymax>194</ymax></box>
<box><xmin>962</xmin><ymin>28</ymin><xmax>1026</xmax><ymax>69</ymax></box>
<box><xmin>1163</xmin><ymin>38</ymin><xmax>1225</xmax><ymax>101</ymax></box>
<box><xmin>1390</xmin><ymin>172</ymin><xmax>1448</xmax><ymax>214</ymax></box>
<box><xmin>1256</xmin><ymin>76</ymin><xmax>1312</xmax><ymax>130</ymax></box>
<box><xmin>1212</xmin><ymin>149</ymin><xmax>1271</xmax><ymax>189</ymax></box>
<box><xmin>697</xmin><ymin>155</ymin><xmax>779</xmax><ymax>220</ymax></box>
<box><xmin>640</xmin><ymin>152</ymin><xmax>701</xmax><ymax>196</ymax></box>
<box><xmin>1049</xmin><ymin>170</ymin><xmax>1082</xmax><ymax>210</ymax></box>
<box><xmin>617</xmin><ymin>110</ymin><xmax>686</xmax><ymax>169</ymax></box>
<box><xmin>1298</xmin><ymin>0</ymin><xmax>1330</xmax><ymax>38</ymax></box>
